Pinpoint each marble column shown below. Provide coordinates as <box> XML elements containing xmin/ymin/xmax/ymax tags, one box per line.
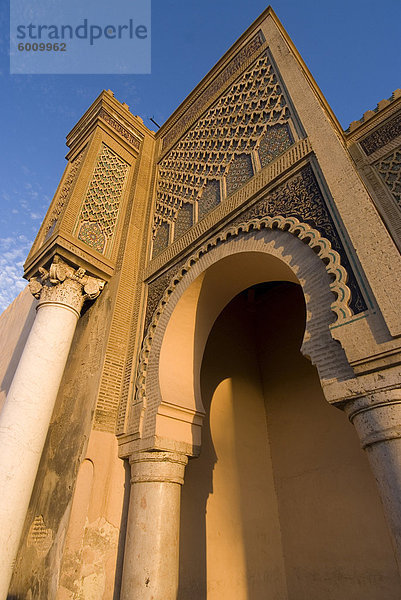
<box><xmin>0</xmin><ymin>256</ymin><xmax>104</xmax><ymax>599</ymax></box>
<box><xmin>344</xmin><ymin>387</ymin><xmax>401</xmax><ymax>570</ymax></box>
<box><xmin>121</xmin><ymin>450</ymin><xmax>188</xmax><ymax>600</ymax></box>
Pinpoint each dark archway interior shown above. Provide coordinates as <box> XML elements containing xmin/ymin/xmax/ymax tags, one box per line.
<box><xmin>178</xmin><ymin>281</ymin><xmax>399</xmax><ymax>600</ymax></box>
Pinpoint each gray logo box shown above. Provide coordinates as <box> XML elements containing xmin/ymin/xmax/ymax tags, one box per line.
<box><xmin>10</xmin><ymin>0</ymin><xmax>151</xmax><ymax>74</ymax></box>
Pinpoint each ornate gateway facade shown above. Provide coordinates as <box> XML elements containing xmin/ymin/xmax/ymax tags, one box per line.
<box><xmin>2</xmin><ymin>7</ymin><xmax>401</xmax><ymax>599</ymax></box>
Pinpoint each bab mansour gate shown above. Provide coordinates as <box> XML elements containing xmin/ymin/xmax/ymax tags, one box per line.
<box><xmin>1</xmin><ymin>6</ymin><xmax>401</xmax><ymax>600</ymax></box>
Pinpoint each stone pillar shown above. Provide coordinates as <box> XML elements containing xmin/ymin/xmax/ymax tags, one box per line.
<box><xmin>121</xmin><ymin>450</ymin><xmax>188</xmax><ymax>600</ymax></box>
<box><xmin>0</xmin><ymin>256</ymin><xmax>104</xmax><ymax>599</ymax></box>
<box><xmin>344</xmin><ymin>388</ymin><xmax>401</xmax><ymax>570</ymax></box>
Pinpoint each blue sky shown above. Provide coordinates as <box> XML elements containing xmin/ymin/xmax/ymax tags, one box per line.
<box><xmin>1</xmin><ymin>0</ymin><xmax>400</xmax><ymax>311</ymax></box>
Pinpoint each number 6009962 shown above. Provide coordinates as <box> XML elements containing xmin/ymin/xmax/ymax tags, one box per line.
<box><xmin>18</xmin><ymin>42</ymin><xmax>67</xmax><ymax>51</ymax></box>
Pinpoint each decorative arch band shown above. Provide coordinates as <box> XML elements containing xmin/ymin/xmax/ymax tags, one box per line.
<box><xmin>131</xmin><ymin>215</ymin><xmax>354</xmax><ymax>429</ymax></box>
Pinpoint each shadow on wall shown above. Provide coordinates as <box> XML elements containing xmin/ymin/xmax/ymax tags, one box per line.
<box><xmin>113</xmin><ymin>459</ymin><xmax>131</xmax><ymax>600</ymax></box>
<box><xmin>179</xmin><ymin>282</ymin><xmax>293</xmax><ymax>600</ymax></box>
<box><xmin>178</xmin><ymin>281</ymin><xmax>401</xmax><ymax>600</ymax></box>
<box><xmin>0</xmin><ymin>287</ymin><xmax>37</xmax><ymax>412</ymax></box>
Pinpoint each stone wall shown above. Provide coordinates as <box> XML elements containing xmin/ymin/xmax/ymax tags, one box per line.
<box><xmin>0</xmin><ymin>287</ymin><xmax>36</xmax><ymax>412</ymax></box>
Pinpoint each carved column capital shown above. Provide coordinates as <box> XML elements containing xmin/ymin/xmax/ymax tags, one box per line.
<box><xmin>129</xmin><ymin>451</ymin><xmax>188</xmax><ymax>485</ymax></box>
<box><xmin>29</xmin><ymin>255</ymin><xmax>105</xmax><ymax>317</ymax></box>
<box><xmin>343</xmin><ymin>387</ymin><xmax>401</xmax><ymax>449</ymax></box>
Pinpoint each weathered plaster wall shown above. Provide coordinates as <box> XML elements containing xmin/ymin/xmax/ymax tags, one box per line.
<box><xmin>0</xmin><ymin>286</ymin><xmax>36</xmax><ymax>412</ymax></box>
<box><xmin>57</xmin><ymin>430</ymin><xmax>128</xmax><ymax>600</ymax></box>
<box><xmin>8</xmin><ymin>280</ymin><xmax>121</xmax><ymax>600</ymax></box>
<box><xmin>179</xmin><ymin>281</ymin><xmax>401</xmax><ymax>599</ymax></box>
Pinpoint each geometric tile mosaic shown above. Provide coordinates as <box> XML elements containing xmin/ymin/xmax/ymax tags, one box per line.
<box><xmin>77</xmin><ymin>221</ymin><xmax>106</xmax><ymax>253</ymax></box>
<box><xmin>76</xmin><ymin>144</ymin><xmax>129</xmax><ymax>255</ymax></box>
<box><xmin>226</xmin><ymin>153</ymin><xmax>254</xmax><ymax>196</ymax></box>
<box><xmin>198</xmin><ymin>179</ymin><xmax>221</xmax><ymax>220</ymax></box>
<box><xmin>174</xmin><ymin>203</ymin><xmax>194</xmax><ymax>241</ymax></box>
<box><xmin>258</xmin><ymin>123</ymin><xmax>293</xmax><ymax>168</ymax></box>
<box><xmin>152</xmin><ymin>221</ymin><xmax>170</xmax><ymax>258</ymax></box>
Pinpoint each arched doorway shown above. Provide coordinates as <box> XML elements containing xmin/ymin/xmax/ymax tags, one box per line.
<box><xmin>178</xmin><ymin>279</ymin><xmax>399</xmax><ymax>599</ymax></box>
<box><xmin>128</xmin><ymin>225</ymin><xmax>401</xmax><ymax>599</ymax></box>
<box><xmin>136</xmin><ymin>221</ymin><xmax>357</xmax><ymax>457</ymax></box>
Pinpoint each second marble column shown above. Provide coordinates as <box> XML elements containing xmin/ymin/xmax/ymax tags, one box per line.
<box><xmin>121</xmin><ymin>450</ymin><xmax>188</xmax><ymax>599</ymax></box>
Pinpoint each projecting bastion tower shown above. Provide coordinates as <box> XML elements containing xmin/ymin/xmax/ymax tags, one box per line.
<box><xmin>2</xmin><ymin>6</ymin><xmax>401</xmax><ymax>599</ymax></box>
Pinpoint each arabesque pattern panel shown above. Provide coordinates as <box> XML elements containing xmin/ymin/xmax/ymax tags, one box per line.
<box><xmin>376</xmin><ymin>150</ymin><xmax>401</xmax><ymax>208</ymax></box>
<box><xmin>152</xmin><ymin>50</ymin><xmax>295</xmax><ymax>256</ymax></box>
